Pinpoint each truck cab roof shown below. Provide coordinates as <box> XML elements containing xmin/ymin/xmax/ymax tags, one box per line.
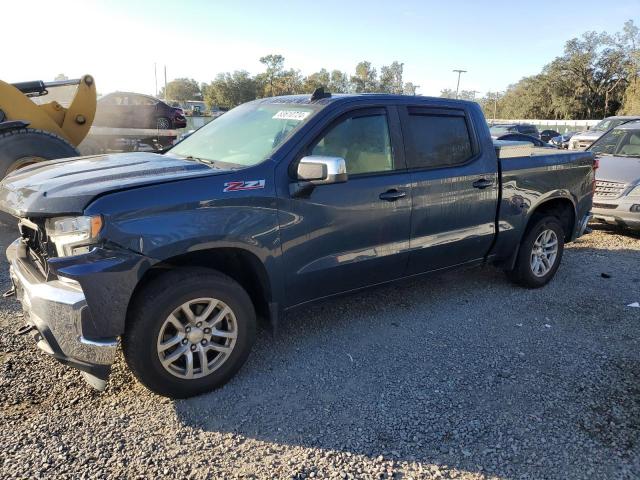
<box><xmin>249</xmin><ymin>93</ymin><xmax>477</xmax><ymax>108</ymax></box>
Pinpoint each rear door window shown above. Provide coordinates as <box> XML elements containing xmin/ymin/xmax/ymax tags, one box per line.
<box><xmin>404</xmin><ymin>110</ymin><xmax>474</xmax><ymax>169</ymax></box>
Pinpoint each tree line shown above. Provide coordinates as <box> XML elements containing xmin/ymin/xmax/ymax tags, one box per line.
<box><xmin>469</xmin><ymin>20</ymin><xmax>640</xmax><ymax>120</ymax></box>
<box><xmin>161</xmin><ymin>19</ymin><xmax>639</xmax><ymax>120</ymax></box>
<box><xmin>160</xmin><ymin>56</ymin><xmax>419</xmax><ymax>110</ymax></box>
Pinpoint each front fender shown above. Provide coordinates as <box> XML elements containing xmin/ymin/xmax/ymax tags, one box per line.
<box><xmin>82</xmin><ymin>165</ymin><xmax>283</xmax><ymax>332</ymax></box>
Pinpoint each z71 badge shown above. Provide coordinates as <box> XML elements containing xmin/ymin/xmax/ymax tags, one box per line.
<box><xmin>223</xmin><ymin>180</ymin><xmax>266</xmax><ymax>192</ymax></box>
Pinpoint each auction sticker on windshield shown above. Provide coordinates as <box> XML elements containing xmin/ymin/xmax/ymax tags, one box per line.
<box><xmin>272</xmin><ymin>110</ymin><xmax>310</xmax><ymax>121</ymax></box>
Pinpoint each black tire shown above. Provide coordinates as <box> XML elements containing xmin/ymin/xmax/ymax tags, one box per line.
<box><xmin>156</xmin><ymin>117</ymin><xmax>171</xmax><ymax>130</ymax></box>
<box><xmin>0</xmin><ymin>128</ymin><xmax>79</xmax><ymax>178</ymax></box>
<box><xmin>506</xmin><ymin>215</ymin><xmax>565</xmax><ymax>288</ymax></box>
<box><xmin>123</xmin><ymin>268</ymin><xmax>256</xmax><ymax>398</ymax></box>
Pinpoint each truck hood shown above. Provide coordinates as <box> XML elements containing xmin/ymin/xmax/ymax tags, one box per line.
<box><xmin>596</xmin><ymin>155</ymin><xmax>640</xmax><ymax>185</ymax></box>
<box><xmin>0</xmin><ymin>152</ymin><xmax>228</xmax><ymax>218</ymax></box>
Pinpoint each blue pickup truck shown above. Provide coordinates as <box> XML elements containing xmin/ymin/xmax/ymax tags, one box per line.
<box><xmin>0</xmin><ymin>92</ymin><xmax>595</xmax><ymax>398</ymax></box>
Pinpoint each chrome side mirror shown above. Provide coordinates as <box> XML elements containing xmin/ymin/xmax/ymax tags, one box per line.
<box><xmin>290</xmin><ymin>156</ymin><xmax>348</xmax><ymax>198</ymax></box>
<box><xmin>296</xmin><ymin>156</ymin><xmax>348</xmax><ymax>185</ymax></box>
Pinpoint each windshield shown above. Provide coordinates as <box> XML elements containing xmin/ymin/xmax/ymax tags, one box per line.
<box><xmin>589</xmin><ymin>128</ymin><xmax>640</xmax><ymax>157</ymax></box>
<box><xmin>169</xmin><ymin>103</ymin><xmax>318</xmax><ymax>167</ymax></box>
<box><xmin>592</xmin><ymin>118</ymin><xmax>624</xmax><ymax>132</ymax></box>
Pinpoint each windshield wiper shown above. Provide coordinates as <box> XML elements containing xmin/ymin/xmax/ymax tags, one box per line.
<box><xmin>184</xmin><ymin>155</ymin><xmax>218</xmax><ymax>167</ymax></box>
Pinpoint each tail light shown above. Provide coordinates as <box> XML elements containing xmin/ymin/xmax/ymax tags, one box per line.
<box><xmin>592</xmin><ymin>157</ymin><xmax>599</xmax><ymax>194</ymax></box>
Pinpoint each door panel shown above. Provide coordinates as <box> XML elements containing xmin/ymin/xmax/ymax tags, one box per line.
<box><xmin>279</xmin><ymin>173</ymin><xmax>412</xmax><ymax>305</ymax></box>
<box><xmin>277</xmin><ymin>107</ymin><xmax>412</xmax><ymax>307</ymax></box>
<box><xmin>401</xmin><ymin>106</ymin><xmax>499</xmax><ymax>274</ymax></box>
<box><xmin>130</xmin><ymin>95</ymin><xmax>157</xmax><ymax>128</ymax></box>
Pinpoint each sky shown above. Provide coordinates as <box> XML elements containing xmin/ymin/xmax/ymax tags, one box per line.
<box><xmin>4</xmin><ymin>0</ymin><xmax>640</xmax><ymax>98</ymax></box>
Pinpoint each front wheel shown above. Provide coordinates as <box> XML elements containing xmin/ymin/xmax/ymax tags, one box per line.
<box><xmin>506</xmin><ymin>215</ymin><xmax>565</xmax><ymax>288</ymax></box>
<box><xmin>123</xmin><ymin>268</ymin><xmax>256</xmax><ymax>398</ymax></box>
<box><xmin>156</xmin><ymin>117</ymin><xmax>171</xmax><ymax>130</ymax></box>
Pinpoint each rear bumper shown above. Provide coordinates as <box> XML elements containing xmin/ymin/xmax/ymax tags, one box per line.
<box><xmin>7</xmin><ymin>240</ymin><xmax>117</xmax><ymax>389</ymax></box>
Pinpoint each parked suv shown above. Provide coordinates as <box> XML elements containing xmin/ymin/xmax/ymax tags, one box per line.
<box><xmin>94</xmin><ymin>92</ymin><xmax>187</xmax><ymax>130</ymax></box>
<box><xmin>1</xmin><ymin>93</ymin><xmax>594</xmax><ymax>398</ymax></box>
<box><xmin>490</xmin><ymin>123</ymin><xmax>540</xmax><ymax>139</ymax></box>
<box><xmin>589</xmin><ymin>120</ymin><xmax>640</xmax><ymax>230</ymax></box>
<box><xmin>569</xmin><ymin>116</ymin><xmax>640</xmax><ymax>150</ymax></box>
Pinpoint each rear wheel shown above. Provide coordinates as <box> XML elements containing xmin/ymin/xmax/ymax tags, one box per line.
<box><xmin>123</xmin><ymin>268</ymin><xmax>256</xmax><ymax>398</ymax></box>
<box><xmin>507</xmin><ymin>215</ymin><xmax>565</xmax><ymax>288</ymax></box>
<box><xmin>0</xmin><ymin>128</ymin><xmax>79</xmax><ymax>178</ymax></box>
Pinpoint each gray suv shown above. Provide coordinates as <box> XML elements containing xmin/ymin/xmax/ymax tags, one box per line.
<box><xmin>570</xmin><ymin>116</ymin><xmax>640</xmax><ymax>151</ymax></box>
<box><xmin>590</xmin><ymin>120</ymin><xmax>640</xmax><ymax>230</ymax></box>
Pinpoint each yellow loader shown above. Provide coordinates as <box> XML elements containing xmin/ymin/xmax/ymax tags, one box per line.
<box><xmin>0</xmin><ymin>75</ymin><xmax>96</xmax><ymax>177</ymax></box>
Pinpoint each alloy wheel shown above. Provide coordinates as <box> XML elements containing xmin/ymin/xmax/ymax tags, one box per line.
<box><xmin>530</xmin><ymin>229</ymin><xmax>558</xmax><ymax>277</ymax></box>
<box><xmin>156</xmin><ymin>298</ymin><xmax>238</xmax><ymax>379</ymax></box>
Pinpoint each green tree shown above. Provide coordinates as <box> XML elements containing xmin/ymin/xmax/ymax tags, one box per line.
<box><xmin>403</xmin><ymin>82</ymin><xmax>419</xmax><ymax>95</ymax></box>
<box><xmin>275</xmin><ymin>69</ymin><xmax>304</xmax><ymax>95</ymax></box>
<box><xmin>479</xmin><ymin>91</ymin><xmax>504</xmax><ymax>120</ymax></box>
<box><xmin>619</xmin><ymin>81</ymin><xmax>640</xmax><ymax>114</ymax></box>
<box><xmin>329</xmin><ymin>70</ymin><xmax>350</xmax><ymax>93</ymax></box>
<box><xmin>618</xmin><ymin>20</ymin><xmax>640</xmax><ymax>114</ymax></box>
<box><xmin>302</xmin><ymin>68</ymin><xmax>331</xmax><ymax>92</ymax></box>
<box><xmin>379</xmin><ymin>61</ymin><xmax>404</xmax><ymax>94</ymax></box>
<box><xmin>486</xmin><ymin>21</ymin><xmax>638</xmax><ymax>120</ymax></box>
<box><xmin>203</xmin><ymin>71</ymin><xmax>258</xmax><ymax>109</ymax></box>
<box><xmin>160</xmin><ymin>78</ymin><xmax>201</xmax><ymax>102</ymax></box>
<box><xmin>259</xmin><ymin>54</ymin><xmax>285</xmax><ymax>97</ymax></box>
<box><xmin>440</xmin><ymin>88</ymin><xmax>477</xmax><ymax>100</ymax></box>
<box><xmin>351</xmin><ymin>61</ymin><xmax>378</xmax><ymax>93</ymax></box>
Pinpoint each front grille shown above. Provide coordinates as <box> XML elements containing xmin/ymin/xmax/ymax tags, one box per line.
<box><xmin>593</xmin><ymin>202</ymin><xmax>618</xmax><ymax>209</ymax></box>
<box><xmin>595</xmin><ymin>180</ymin><xmax>626</xmax><ymax>198</ymax></box>
<box><xmin>18</xmin><ymin>219</ymin><xmax>52</xmax><ymax>278</ymax></box>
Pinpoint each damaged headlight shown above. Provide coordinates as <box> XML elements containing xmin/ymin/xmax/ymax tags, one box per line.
<box><xmin>45</xmin><ymin>215</ymin><xmax>103</xmax><ymax>257</ymax></box>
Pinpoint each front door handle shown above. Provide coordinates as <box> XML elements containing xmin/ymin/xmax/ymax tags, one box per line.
<box><xmin>379</xmin><ymin>189</ymin><xmax>406</xmax><ymax>201</ymax></box>
<box><xmin>472</xmin><ymin>178</ymin><xmax>494</xmax><ymax>189</ymax></box>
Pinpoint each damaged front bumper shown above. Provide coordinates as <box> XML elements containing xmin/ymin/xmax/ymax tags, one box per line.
<box><xmin>7</xmin><ymin>239</ymin><xmax>119</xmax><ymax>390</ymax></box>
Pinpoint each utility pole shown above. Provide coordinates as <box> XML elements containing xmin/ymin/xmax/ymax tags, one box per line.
<box><xmin>164</xmin><ymin>65</ymin><xmax>167</xmax><ymax>101</ymax></box>
<box><xmin>453</xmin><ymin>69</ymin><xmax>467</xmax><ymax>99</ymax></box>
<box><xmin>489</xmin><ymin>91</ymin><xmax>501</xmax><ymax>123</ymax></box>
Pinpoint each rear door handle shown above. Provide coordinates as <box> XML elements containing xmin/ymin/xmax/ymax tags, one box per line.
<box><xmin>472</xmin><ymin>178</ymin><xmax>494</xmax><ymax>189</ymax></box>
<box><xmin>379</xmin><ymin>189</ymin><xmax>406</xmax><ymax>201</ymax></box>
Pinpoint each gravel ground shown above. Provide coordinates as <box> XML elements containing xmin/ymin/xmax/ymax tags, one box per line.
<box><xmin>0</xmin><ymin>217</ymin><xmax>639</xmax><ymax>480</ymax></box>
